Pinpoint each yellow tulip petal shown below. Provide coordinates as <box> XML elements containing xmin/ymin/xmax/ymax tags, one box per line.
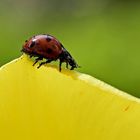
<box><xmin>0</xmin><ymin>54</ymin><xmax>140</xmax><ymax>140</ymax></box>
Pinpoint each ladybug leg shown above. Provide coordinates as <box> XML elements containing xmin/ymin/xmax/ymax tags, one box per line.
<box><xmin>33</xmin><ymin>57</ymin><xmax>43</xmax><ymax>66</ymax></box>
<box><xmin>59</xmin><ymin>60</ymin><xmax>63</xmax><ymax>72</ymax></box>
<box><xmin>29</xmin><ymin>54</ymin><xmax>33</xmax><ymax>58</ymax></box>
<box><xmin>37</xmin><ymin>59</ymin><xmax>52</xmax><ymax>69</ymax></box>
<box><xmin>70</xmin><ymin>66</ymin><xmax>74</xmax><ymax>70</ymax></box>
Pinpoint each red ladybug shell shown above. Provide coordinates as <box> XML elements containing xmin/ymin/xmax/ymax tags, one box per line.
<box><xmin>23</xmin><ymin>34</ymin><xmax>63</xmax><ymax>59</ymax></box>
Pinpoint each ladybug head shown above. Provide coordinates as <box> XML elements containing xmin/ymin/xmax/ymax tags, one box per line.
<box><xmin>59</xmin><ymin>48</ymin><xmax>79</xmax><ymax>70</ymax></box>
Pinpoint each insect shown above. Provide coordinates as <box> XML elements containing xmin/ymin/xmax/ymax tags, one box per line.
<box><xmin>21</xmin><ymin>34</ymin><xmax>79</xmax><ymax>71</ymax></box>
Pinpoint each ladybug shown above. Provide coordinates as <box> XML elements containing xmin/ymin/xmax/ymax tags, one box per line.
<box><xmin>21</xmin><ymin>34</ymin><xmax>79</xmax><ymax>71</ymax></box>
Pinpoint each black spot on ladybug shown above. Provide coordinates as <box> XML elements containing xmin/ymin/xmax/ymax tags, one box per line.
<box><xmin>46</xmin><ymin>48</ymin><xmax>53</xmax><ymax>54</ymax></box>
<box><xmin>25</xmin><ymin>40</ymin><xmax>28</xmax><ymax>42</ymax></box>
<box><xmin>29</xmin><ymin>41</ymin><xmax>35</xmax><ymax>48</ymax></box>
<box><xmin>46</xmin><ymin>36</ymin><xmax>52</xmax><ymax>42</ymax></box>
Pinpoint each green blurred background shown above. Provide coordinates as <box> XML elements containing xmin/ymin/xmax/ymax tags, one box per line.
<box><xmin>0</xmin><ymin>0</ymin><xmax>140</xmax><ymax>97</ymax></box>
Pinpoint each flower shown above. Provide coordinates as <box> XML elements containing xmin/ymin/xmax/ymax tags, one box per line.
<box><xmin>0</xmin><ymin>55</ymin><xmax>139</xmax><ymax>140</ymax></box>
